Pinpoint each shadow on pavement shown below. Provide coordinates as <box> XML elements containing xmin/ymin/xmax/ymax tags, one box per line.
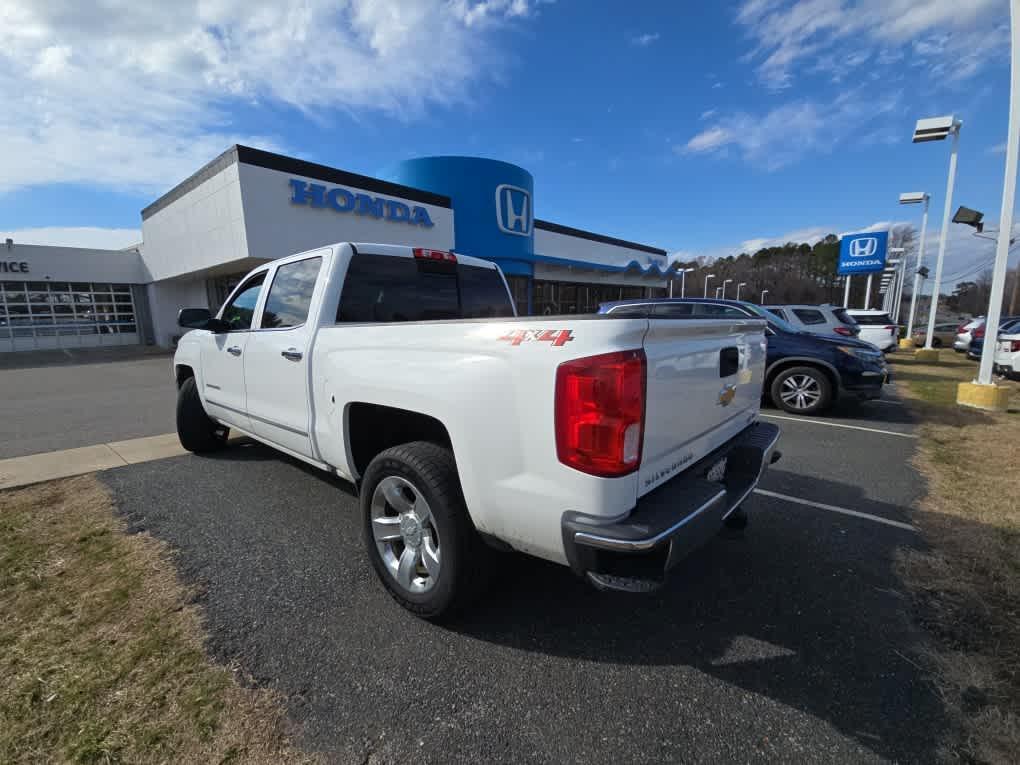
<box><xmin>104</xmin><ymin>443</ymin><xmax>947</xmax><ymax>762</ymax></box>
<box><xmin>0</xmin><ymin>345</ymin><xmax>170</xmax><ymax>371</ymax></box>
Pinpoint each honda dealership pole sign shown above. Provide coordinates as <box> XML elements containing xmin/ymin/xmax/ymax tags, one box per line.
<box><xmin>838</xmin><ymin>232</ymin><xmax>888</xmax><ymax>309</ymax></box>
<box><xmin>837</xmin><ymin>231</ymin><xmax>889</xmax><ymax>275</ymax></box>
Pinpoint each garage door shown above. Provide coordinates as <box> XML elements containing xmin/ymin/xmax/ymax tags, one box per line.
<box><xmin>0</xmin><ymin>281</ymin><xmax>140</xmax><ymax>352</ymax></box>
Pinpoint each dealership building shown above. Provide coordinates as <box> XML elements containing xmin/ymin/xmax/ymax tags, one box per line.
<box><xmin>1</xmin><ymin>146</ymin><xmax>673</xmax><ymax>352</ymax></box>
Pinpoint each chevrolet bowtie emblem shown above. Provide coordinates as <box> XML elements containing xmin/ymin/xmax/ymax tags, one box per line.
<box><xmin>718</xmin><ymin>384</ymin><xmax>737</xmax><ymax>407</ymax></box>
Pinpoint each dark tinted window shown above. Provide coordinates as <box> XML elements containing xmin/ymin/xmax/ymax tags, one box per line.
<box><xmin>694</xmin><ymin>303</ymin><xmax>748</xmax><ymax>318</ymax></box>
<box><xmin>459</xmin><ymin>265</ymin><xmax>515</xmax><ymax>318</ymax></box>
<box><xmin>607</xmin><ymin>304</ymin><xmax>651</xmax><ymax>318</ymax></box>
<box><xmin>767</xmin><ymin>308</ymin><xmax>788</xmax><ymax>321</ymax></box>
<box><xmin>852</xmin><ymin>312</ymin><xmax>894</xmax><ymax>325</ymax></box>
<box><xmin>653</xmin><ymin>303</ymin><xmax>695</xmax><ymax>319</ymax></box>
<box><xmin>221</xmin><ymin>273</ymin><xmax>266</xmax><ymax>330</ymax></box>
<box><xmin>337</xmin><ymin>254</ymin><xmax>513</xmax><ymax>323</ymax></box>
<box><xmin>792</xmin><ymin>308</ymin><xmax>826</xmax><ymax>325</ymax></box>
<box><xmin>831</xmin><ymin>308</ymin><xmax>858</xmax><ymax>326</ymax></box>
<box><xmin>261</xmin><ymin>257</ymin><xmax>322</xmax><ymax>329</ymax></box>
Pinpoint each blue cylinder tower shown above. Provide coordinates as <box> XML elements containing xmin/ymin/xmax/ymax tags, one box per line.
<box><xmin>385</xmin><ymin>157</ymin><xmax>535</xmax><ymax>277</ymax></box>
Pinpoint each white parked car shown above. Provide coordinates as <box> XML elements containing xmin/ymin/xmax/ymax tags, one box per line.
<box><xmin>172</xmin><ymin>243</ymin><xmax>779</xmax><ymax>619</ymax></box>
<box><xmin>954</xmin><ymin>317</ymin><xmax>983</xmax><ymax>353</ymax></box>
<box><xmin>994</xmin><ymin>328</ymin><xmax>1020</xmax><ymax>378</ymax></box>
<box><xmin>765</xmin><ymin>304</ymin><xmax>861</xmax><ymax>339</ymax></box>
<box><xmin>846</xmin><ymin>310</ymin><xmax>899</xmax><ymax>352</ymax></box>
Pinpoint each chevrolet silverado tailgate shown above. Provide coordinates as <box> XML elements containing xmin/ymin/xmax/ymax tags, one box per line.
<box><xmin>638</xmin><ymin>318</ymin><xmax>767</xmax><ymax>496</ymax></box>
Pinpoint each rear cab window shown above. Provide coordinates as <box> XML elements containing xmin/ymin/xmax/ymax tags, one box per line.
<box><xmin>337</xmin><ymin>253</ymin><xmax>514</xmax><ymax>323</ymax></box>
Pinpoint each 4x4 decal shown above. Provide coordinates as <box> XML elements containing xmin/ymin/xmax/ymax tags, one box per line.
<box><xmin>498</xmin><ymin>329</ymin><xmax>575</xmax><ymax>347</ymax></box>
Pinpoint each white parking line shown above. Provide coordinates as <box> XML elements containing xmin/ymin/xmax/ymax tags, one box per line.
<box><xmin>759</xmin><ymin>412</ymin><xmax>917</xmax><ymax>439</ymax></box>
<box><xmin>753</xmin><ymin>488</ymin><xmax>917</xmax><ymax>532</ymax></box>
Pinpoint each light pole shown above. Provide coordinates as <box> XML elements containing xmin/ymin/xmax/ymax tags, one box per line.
<box><xmin>679</xmin><ymin>267</ymin><xmax>695</xmax><ymax>297</ymax></box>
<box><xmin>721</xmin><ymin>278</ymin><xmax>733</xmax><ymax>298</ymax></box>
<box><xmin>864</xmin><ymin>273</ymin><xmax>874</xmax><ymax>310</ymax></box>
<box><xmin>899</xmin><ymin>192</ymin><xmax>930</xmax><ymax>339</ymax></box>
<box><xmin>888</xmin><ymin>247</ymin><xmax>905</xmax><ymax>321</ymax></box>
<box><xmin>913</xmin><ymin>114</ymin><xmax>962</xmax><ymax>354</ymax></box>
<box><xmin>965</xmin><ymin>0</ymin><xmax>1020</xmax><ymax>405</ymax></box>
<box><xmin>736</xmin><ymin>282</ymin><xmax>746</xmax><ymax>300</ymax></box>
<box><xmin>704</xmin><ymin>273</ymin><xmax>716</xmax><ymax>297</ymax></box>
<box><xmin>715</xmin><ymin>286</ymin><xmax>723</xmax><ymax>298</ymax></box>
<box><xmin>760</xmin><ymin>289</ymin><xmax>769</xmax><ymax>304</ymax></box>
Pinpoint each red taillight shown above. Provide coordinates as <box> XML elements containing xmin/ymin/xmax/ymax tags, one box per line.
<box><xmin>957</xmin><ymin>323</ymin><xmax>968</xmax><ymax>334</ymax></box>
<box><xmin>555</xmin><ymin>349</ymin><xmax>646</xmax><ymax>477</ymax></box>
<box><xmin>885</xmin><ymin>325</ymin><xmax>896</xmax><ymax>332</ymax></box>
<box><xmin>413</xmin><ymin>248</ymin><xmax>457</xmax><ymax>263</ymax></box>
<box><xmin>833</xmin><ymin>326</ymin><xmax>853</xmax><ymax>336</ymax></box>
<box><xmin>974</xmin><ymin>327</ymin><xmax>986</xmax><ymax>339</ymax></box>
<box><xmin>1010</xmin><ymin>340</ymin><xmax>1020</xmax><ymax>352</ymax></box>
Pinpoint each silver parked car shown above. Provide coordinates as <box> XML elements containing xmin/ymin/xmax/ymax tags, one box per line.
<box><xmin>954</xmin><ymin>317</ymin><xmax>983</xmax><ymax>352</ymax></box>
<box><xmin>765</xmin><ymin>304</ymin><xmax>861</xmax><ymax>339</ymax></box>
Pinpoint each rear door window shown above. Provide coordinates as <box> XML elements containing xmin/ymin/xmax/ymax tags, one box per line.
<box><xmin>693</xmin><ymin>303</ymin><xmax>748</xmax><ymax>318</ymax></box>
<box><xmin>792</xmin><ymin>308</ymin><xmax>826</xmax><ymax>325</ymax></box>
<box><xmin>653</xmin><ymin>303</ymin><xmax>695</xmax><ymax>319</ymax></box>
<box><xmin>260</xmin><ymin>257</ymin><xmax>322</xmax><ymax>329</ymax></box>
<box><xmin>607</xmin><ymin>305</ymin><xmax>651</xmax><ymax>318</ymax></box>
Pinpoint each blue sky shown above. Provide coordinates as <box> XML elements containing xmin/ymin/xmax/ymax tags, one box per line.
<box><xmin>0</xmin><ymin>0</ymin><xmax>1013</xmax><ymax>279</ymax></box>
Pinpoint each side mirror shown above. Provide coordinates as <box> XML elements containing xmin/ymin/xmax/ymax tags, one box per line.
<box><xmin>178</xmin><ymin>308</ymin><xmax>211</xmax><ymax>329</ymax></box>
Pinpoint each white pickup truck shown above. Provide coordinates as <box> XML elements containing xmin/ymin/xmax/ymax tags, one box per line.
<box><xmin>173</xmin><ymin>243</ymin><xmax>780</xmax><ymax>619</ymax></box>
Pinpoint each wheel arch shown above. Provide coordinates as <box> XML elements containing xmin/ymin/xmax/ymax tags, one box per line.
<box><xmin>765</xmin><ymin>357</ymin><xmax>841</xmax><ymax>394</ymax></box>
<box><xmin>345</xmin><ymin>402</ymin><xmax>454</xmax><ymax>483</ymax></box>
<box><xmin>175</xmin><ymin>364</ymin><xmax>195</xmax><ymax>388</ymax></box>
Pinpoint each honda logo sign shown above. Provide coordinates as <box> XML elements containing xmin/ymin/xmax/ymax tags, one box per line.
<box><xmin>838</xmin><ymin>231</ymin><xmax>888</xmax><ymax>275</ymax></box>
<box><xmin>495</xmin><ymin>184</ymin><xmax>532</xmax><ymax>237</ymax></box>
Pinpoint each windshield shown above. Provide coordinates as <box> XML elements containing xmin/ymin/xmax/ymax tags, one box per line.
<box><xmin>742</xmin><ymin>303</ymin><xmax>799</xmax><ymax>333</ymax></box>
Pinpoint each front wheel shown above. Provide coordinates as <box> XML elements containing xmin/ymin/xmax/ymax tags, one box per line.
<box><xmin>176</xmin><ymin>377</ymin><xmax>228</xmax><ymax>452</ymax></box>
<box><xmin>361</xmin><ymin>441</ymin><xmax>487</xmax><ymax>621</ymax></box>
<box><xmin>770</xmin><ymin>366</ymin><xmax>833</xmax><ymax>415</ymax></box>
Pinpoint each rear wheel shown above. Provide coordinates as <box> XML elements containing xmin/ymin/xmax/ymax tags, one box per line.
<box><xmin>176</xmin><ymin>376</ymin><xmax>229</xmax><ymax>452</ymax></box>
<box><xmin>361</xmin><ymin>441</ymin><xmax>487</xmax><ymax>621</ymax></box>
<box><xmin>770</xmin><ymin>366</ymin><xmax>833</xmax><ymax>415</ymax></box>
<box><xmin>931</xmin><ymin>337</ymin><xmax>943</xmax><ymax>348</ymax></box>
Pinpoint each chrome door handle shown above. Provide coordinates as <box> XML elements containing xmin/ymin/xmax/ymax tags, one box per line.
<box><xmin>281</xmin><ymin>348</ymin><xmax>303</xmax><ymax>362</ymax></box>
<box><xmin>227</xmin><ymin>346</ymin><xmax>242</xmax><ymax>356</ymax></box>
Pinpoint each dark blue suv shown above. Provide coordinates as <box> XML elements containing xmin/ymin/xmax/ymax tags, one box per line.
<box><xmin>598</xmin><ymin>297</ymin><xmax>890</xmax><ymax>415</ymax></box>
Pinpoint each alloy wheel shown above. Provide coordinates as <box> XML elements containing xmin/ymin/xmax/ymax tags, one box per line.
<box><xmin>779</xmin><ymin>374</ymin><xmax>822</xmax><ymax>411</ymax></box>
<box><xmin>370</xmin><ymin>476</ymin><xmax>441</xmax><ymax>594</ymax></box>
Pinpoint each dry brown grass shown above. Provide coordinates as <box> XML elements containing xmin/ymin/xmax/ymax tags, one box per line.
<box><xmin>0</xmin><ymin>475</ymin><xmax>318</xmax><ymax>764</ymax></box>
<box><xmin>890</xmin><ymin>353</ymin><xmax>1020</xmax><ymax>764</ymax></box>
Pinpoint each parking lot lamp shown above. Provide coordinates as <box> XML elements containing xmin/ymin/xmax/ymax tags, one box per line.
<box><xmin>704</xmin><ymin>273</ymin><xmax>716</xmax><ymax>297</ymax></box>
<box><xmin>715</xmin><ymin>286</ymin><xmax>723</xmax><ymax>298</ymax></box>
<box><xmin>969</xmin><ymin>0</ymin><xmax>1020</xmax><ymax>401</ymax></box>
<box><xmin>680</xmin><ymin>267</ymin><xmax>695</xmax><ymax>297</ymax></box>
<box><xmin>913</xmin><ymin>114</ymin><xmax>962</xmax><ymax>352</ymax></box>
<box><xmin>721</xmin><ymin>278</ymin><xmax>733</xmax><ymax>298</ymax></box>
<box><xmin>760</xmin><ymin>289</ymin><xmax>769</xmax><ymax>304</ymax></box>
<box><xmin>736</xmin><ymin>282</ymin><xmax>747</xmax><ymax>300</ymax></box>
<box><xmin>899</xmin><ymin>192</ymin><xmax>930</xmax><ymax>337</ymax></box>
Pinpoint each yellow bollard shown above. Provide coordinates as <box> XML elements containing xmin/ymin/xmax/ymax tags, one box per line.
<box><xmin>914</xmin><ymin>348</ymin><xmax>940</xmax><ymax>362</ymax></box>
<box><xmin>956</xmin><ymin>381</ymin><xmax>1011</xmax><ymax>412</ymax></box>
<box><xmin>898</xmin><ymin>337</ymin><xmax>916</xmax><ymax>350</ymax></box>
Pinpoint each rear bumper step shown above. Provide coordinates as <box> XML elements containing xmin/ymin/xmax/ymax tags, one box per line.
<box><xmin>561</xmin><ymin>421</ymin><xmax>781</xmax><ymax>593</ymax></box>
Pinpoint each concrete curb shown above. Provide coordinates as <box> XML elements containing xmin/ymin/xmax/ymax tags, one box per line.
<box><xmin>0</xmin><ymin>433</ymin><xmax>187</xmax><ymax>490</ymax></box>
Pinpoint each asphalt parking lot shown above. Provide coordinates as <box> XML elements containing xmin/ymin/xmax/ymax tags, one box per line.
<box><xmin>100</xmin><ymin>394</ymin><xmax>942</xmax><ymax>763</ymax></box>
<box><xmin>0</xmin><ymin>347</ymin><xmax>176</xmax><ymax>459</ymax></box>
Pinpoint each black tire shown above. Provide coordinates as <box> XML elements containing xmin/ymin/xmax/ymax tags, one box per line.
<box><xmin>361</xmin><ymin>441</ymin><xmax>487</xmax><ymax>621</ymax></box>
<box><xmin>931</xmin><ymin>337</ymin><xmax>942</xmax><ymax>348</ymax></box>
<box><xmin>769</xmin><ymin>365</ymin><xmax>833</xmax><ymax>415</ymax></box>
<box><xmin>176</xmin><ymin>376</ymin><xmax>228</xmax><ymax>453</ymax></box>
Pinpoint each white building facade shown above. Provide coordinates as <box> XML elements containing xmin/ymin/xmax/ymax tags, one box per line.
<box><xmin>2</xmin><ymin>146</ymin><xmax>673</xmax><ymax>352</ymax></box>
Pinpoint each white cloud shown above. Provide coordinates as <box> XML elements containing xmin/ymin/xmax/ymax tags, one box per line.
<box><xmin>678</xmin><ymin>88</ymin><xmax>900</xmax><ymax>170</ymax></box>
<box><xmin>630</xmin><ymin>32</ymin><xmax>661</xmax><ymax>46</ymax></box>
<box><xmin>0</xmin><ymin>227</ymin><xmax>142</xmax><ymax>250</ymax></box>
<box><xmin>700</xmin><ymin>109</ymin><xmax>718</xmax><ymax>120</ymax></box>
<box><xmin>736</xmin><ymin>0</ymin><xmax>1008</xmax><ymax>90</ymax></box>
<box><xmin>0</xmin><ymin>1</ymin><xmax>546</xmax><ymax>195</ymax></box>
